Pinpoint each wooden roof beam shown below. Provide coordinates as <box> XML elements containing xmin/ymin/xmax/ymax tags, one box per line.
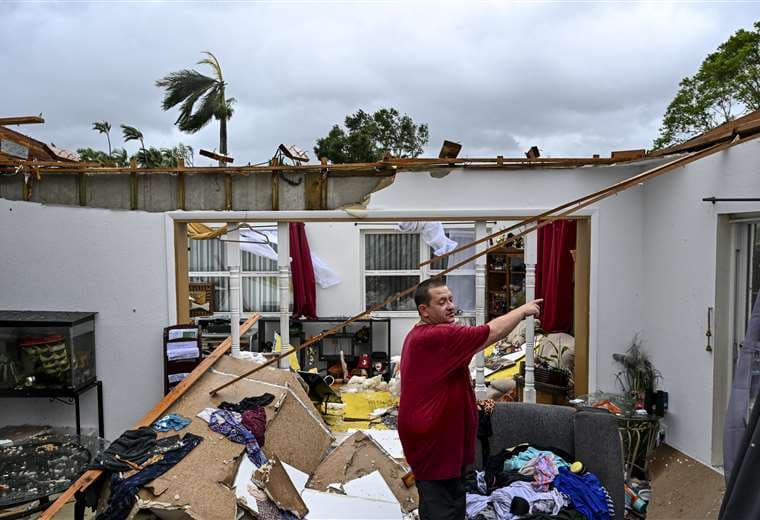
<box><xmin>0</xmin><ymin>116</ymin><xmax>45</xmax><ymax>126</ymax></box>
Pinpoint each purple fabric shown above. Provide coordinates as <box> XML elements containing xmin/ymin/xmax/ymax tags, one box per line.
<box><xmin>209</xmin><ymin>409</ymin><xmax>266</xmax><ymax>466</ymax></box>
<box><xmin>532</xmin><ymin>453</ymin><xmax>558</xmax><ymax>491</ymax></box>
<box><xmin>242</xmin><ymin>407</ymin><xmax>267</xmax><ymax>447</ymax></box>
<box><xmin>724</xmin><ymin>290</ymin><xmax>760</xmax><ymax>481</ymax></box>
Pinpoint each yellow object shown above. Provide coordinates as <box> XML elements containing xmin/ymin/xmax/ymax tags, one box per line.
<box><xmin>187</xmin><ymin>222</ymin><xmax>229</xmax><ymax>240</ymax></box>
<box><xmin>339</xmin><ymin>390</ymin><xmax>398</xmax><ymax>421</ymax></box>
<box><xmin>274</xmin><ymin>333</ymin><xmax>300</xmax><ymax>371</ymax></box>
<box><xmin>484</xmin><ymin>353</ymin><xmax>524</xmax><ymax>382</ymax></box>
<box><xmin>571</xmin><ymin>461</ymin><xmax>584</xmax><ymax>474</ymax></box>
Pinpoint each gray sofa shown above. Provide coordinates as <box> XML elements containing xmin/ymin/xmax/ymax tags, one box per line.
<box><xmin>475</xmin><ymin>402</ymin><xmax>625</xmax><ymax>519</ymax></box>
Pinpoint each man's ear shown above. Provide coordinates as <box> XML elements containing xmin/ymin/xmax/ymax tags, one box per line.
<box><xmin>418</xmin><ymin>304</ymin><xmax>428</xmax><ymax>318</ymax></box>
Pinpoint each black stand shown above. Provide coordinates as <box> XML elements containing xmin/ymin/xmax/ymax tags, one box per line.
<box><xmin>0</xmin><ymin>380</ymin><xmax>104</xmax><ymax>438</ymax></box>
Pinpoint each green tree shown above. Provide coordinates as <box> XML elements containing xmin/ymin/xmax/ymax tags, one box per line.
<box><xmin>92</xmin><ymin>121</ymin><xmax>112</xmax><ymax>155</ymax></box>
<box><xmin>314</xmin><ymin>108</ymin><xmax>429</xmax><ymax>163</ymax></box>
<box><xmin>121</xmin><ymin>124</ymin><xmax>146</xmax><ymax>158</ymax></box>
<box><xmin>654</xmin><ymin>22</ymin><xmax>760</xmax><ymax>149</ymax></box>
<box><xmin>77</xmin><ymin>147</ymin><xmax>111</xmax><ymax>164</ymax></box>
<box><xmin>155</xmin><ymin>51</ymin><xmax>235</xmax><ymax>162</ymax></box>
<box><xmin>76</xmin><ymin>147</ymin><xmax>129</xmax><ymax>166</ymax></box>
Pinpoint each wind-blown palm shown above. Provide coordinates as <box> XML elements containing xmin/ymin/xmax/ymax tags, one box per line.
<box><xmin>121</xmin><ymin>125</ymin><xmax>146</xmax><ymax>157</ymax></box>
<box><xmin>92</xmin><ymin>121</ymin><xmax>112</xmax><ymax>155</ymax></box>
<box><xmin>156</xmin><ymin>51</ymin><xmax>235</xmax><ymax>158</ymax></box>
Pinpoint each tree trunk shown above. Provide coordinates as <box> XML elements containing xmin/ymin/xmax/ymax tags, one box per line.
<box><xmin>106</xmin><ymin>133</ymin><xmax>112</xmax><ymax>156</ymax></box>
<box><xmin>219</xmin><ymin>117</ymin><xmax>228</xmax><ymax>166</ymax></box>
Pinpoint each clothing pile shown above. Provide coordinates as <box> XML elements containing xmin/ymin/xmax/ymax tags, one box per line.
<box><xmin>92</xmin><ymin>392</ymin><xmax>297</xmax><ymax>520</ymax></box>
<box><xmin>196</xmin><ymin>393</ymin><xmax>298</xmax><ymax>520</ymax></box>
<box><xmin>93</xmin><ymin>428</ymin><xmax>202</xmax><ymax>520</ymax></box>
<box><xmin>465</xmin><ymin>444</ymin><xmax>615</xmax><ymax>520</ymax></box>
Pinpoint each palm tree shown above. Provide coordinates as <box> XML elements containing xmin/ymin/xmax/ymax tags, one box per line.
<box><xmin>121</xmin><ymin>125</ymin><xmax>146</xmax><ymax>159</ymax></box>
<box><xmin>92</xmin><ymin>121</ymin><xmax>112</xmax><ymax>155</ymax></box>
<box><xmin>110</xmin><ymin>148</ymin><xmax>129</xmax><ymax>167</ymax></box>
<box><xmin>155</xmin><ymin>51</ymin><xmax>235</xmax><ymax>163</ymax></box>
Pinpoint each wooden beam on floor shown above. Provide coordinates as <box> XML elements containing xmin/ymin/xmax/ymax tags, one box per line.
<box><xmin>38</xmin><ymin>314</ymin><xmax>261</xmax><ymax>520</ymax></box>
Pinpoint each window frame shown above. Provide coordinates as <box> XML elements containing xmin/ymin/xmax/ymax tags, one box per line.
<box><xmin>360</xmin><ymin>225</ymin><xmax>478</xmax><ymax>318</ymax></box>
<box><xmin>188</xmin><ymin>234</ymin><xmax>281</xmax><ymax>318</ymax></box>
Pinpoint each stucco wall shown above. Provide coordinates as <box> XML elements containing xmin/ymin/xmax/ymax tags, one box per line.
<box><xmin>642</xmin><ymin>139</ymin><xmax>760</xmax><ymax>465</ymax></box>
<box><xmin>0</xmin><ymin>200</ymin><xmax>170</xmax><ymax>439</ymax></box>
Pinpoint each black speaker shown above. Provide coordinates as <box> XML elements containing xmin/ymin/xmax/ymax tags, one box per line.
<box><xmin>644</xmin><ymin>390</ymin><xmax>656</xmax><ymax>415</ymax></box>
<box><xmin>654</xmin><ymin>390</ymin><xmax>668</xmax><ymax>417</ymax></box>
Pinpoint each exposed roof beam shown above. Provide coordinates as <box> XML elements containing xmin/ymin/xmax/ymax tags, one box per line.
<box><xmin>0</xmin><ymin>116</ymin><xmax>45</xmax><ymax>125</ymax></box>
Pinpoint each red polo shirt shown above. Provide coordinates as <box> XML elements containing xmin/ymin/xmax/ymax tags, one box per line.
<box><xmin>397</xmin><ymin>323</ymin><xmax>490</xmax><ymax>480</ymax></box>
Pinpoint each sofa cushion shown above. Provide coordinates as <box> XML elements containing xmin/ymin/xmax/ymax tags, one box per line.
<box><xmin>476</xmin><ymin>403</ymin><xmax>576</xmax><ymax>468</ymax></box>
<box><xmin>574</xmin><ymin>407</ymin><xmax>625</xmax><ymax>519</ymax></box>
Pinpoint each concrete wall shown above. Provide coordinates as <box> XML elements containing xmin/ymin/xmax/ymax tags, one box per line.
<box><xmin>0</xmin><ymin>200</ymin><xmax>170</xmax><ymax>440</ymax></box>
<box><xmin>641</xmin><ymin>139</ymin><xmax>760</xmax><ymax>465</ymax></box>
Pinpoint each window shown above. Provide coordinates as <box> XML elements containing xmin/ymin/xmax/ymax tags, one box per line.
<box><xmin>189</xmin><ymin>237</ymin><xmax>279</xmax><ymax>314</ymax></box>
<box><xmin>362</xmin><ymin>227</ymin><xmax>477</xmax><ymax>314</ymax></box>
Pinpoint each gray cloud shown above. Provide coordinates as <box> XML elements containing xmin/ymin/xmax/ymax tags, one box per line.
<box><xmin>3</xmin><ymin>1</ymin><xmax>759</xmax><ymax>164</ymax></box>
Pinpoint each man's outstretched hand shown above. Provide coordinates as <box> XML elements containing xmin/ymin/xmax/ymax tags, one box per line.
<box><xmin>520</xmin><ymin>299</ymin><xmax>543</xmax><ymax>319</ymax></box>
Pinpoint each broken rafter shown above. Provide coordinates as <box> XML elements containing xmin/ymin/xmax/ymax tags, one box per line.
<box><xmin>39</xmin><ymin>314</ymin><xmax>261</xmax><ymax>520</ymax></box>
<box><xmin>0</xmin><ymin>116</ymin><xmax>45</xmax><ymax>125</ymax></box>
<box><xmin>419</xmin><ymin>139</ymin><xmax>736</xmax><ymax>268</ymax></box>
<box><xmin>199</xmin><ymin>149</ymin><xmax>234</xmax><ymax>163</ymax></box>
<box><xmin>0</xmin><ymin>155</ymin><xmax>624</xmax><ymax>177</ymax></box>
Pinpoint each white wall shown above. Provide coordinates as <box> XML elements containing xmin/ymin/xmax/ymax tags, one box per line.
<box><xmin>0</xmin><ymin>200</ymin><xmax>170</xmax><ymax>440</ymax></box>
<box><xmin>642</xmin><ymin>139</ymin><xmax>760</xmax><ymax>465</ymax></box>
<box><xmin>366</xmin><ymin>162</ymin><xmax>664</xmax><ymax>389</ymax></box>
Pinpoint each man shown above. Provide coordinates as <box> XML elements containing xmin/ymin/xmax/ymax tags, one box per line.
<box><xmin>398</xmin><ymin>277</ymin><xmax>542</xmax><ymax>520</ymax></box>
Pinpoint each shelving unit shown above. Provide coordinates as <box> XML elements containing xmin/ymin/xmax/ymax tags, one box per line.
<box><xmin>486</xmin><ymin>246</ymin><xmax>526</xmax><ymax>321</ymax></box>
<box><xmin>257</xmin><ymin>317</ymin><xmax>391</xmax><ymax>378</ymax></box>
<box><xmin>163</xmin><ymin>324</ymin><xmax>202</xmax><ymax>395</ymax></box>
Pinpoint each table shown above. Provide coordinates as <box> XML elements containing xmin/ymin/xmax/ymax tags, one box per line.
<box><xmin>0</xmin><ymin>380</ymin><xmax>104</xmax><ymax>438</ymax></box>
<box><xmin>574</xmin><ymin>392</ymin><xmax>661</xmax><ymax>479</ymax></box>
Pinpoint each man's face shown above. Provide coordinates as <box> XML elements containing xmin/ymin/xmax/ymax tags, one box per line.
<box><xmin>419</xmin><ymin>285</ymin><xmax>456</xmax><ymax>324</ymax></box>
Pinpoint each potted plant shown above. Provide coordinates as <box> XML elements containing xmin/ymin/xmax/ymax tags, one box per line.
<box><xmin>613</xmin><ymin>337</ymin><xmax>661</xmax><ymax>403</ymax></box>
<box><xmin>520</xmin><ymin>338</ymin><xmax>571</xmax><ymax>387</ymax></box>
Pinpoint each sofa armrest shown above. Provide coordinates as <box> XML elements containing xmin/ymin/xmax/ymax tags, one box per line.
<box><xmin>574</xmin><ymin>407</ymin><xmax>625</xmax><ymax>520</ymax></box>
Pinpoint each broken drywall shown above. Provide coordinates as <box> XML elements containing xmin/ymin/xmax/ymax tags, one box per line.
<box><xmin>307</xmin><ymin>431</ymin><xmax>418</xmax><ymax>513</ymax></box>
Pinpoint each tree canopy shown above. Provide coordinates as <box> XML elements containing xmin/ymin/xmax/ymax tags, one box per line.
<box><xmin>314</xmin><ymin>108</ymin><xmax>429</xmax><ymax>163</ymax></box>
<box><xmin>156</xmin><ymin>51</ymin><xmax>234</xmax><ymax>157</ymax></box>
<box><xmin>653</xmin><ymin>22</ymin><xmax>760</xmax><ymax>150</ymax></box>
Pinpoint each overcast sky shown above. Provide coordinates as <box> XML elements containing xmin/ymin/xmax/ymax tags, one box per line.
<box><xmin>3</xmin><ymin>1</ymin><xmax>759</xmax><ymax>164</ymax></box>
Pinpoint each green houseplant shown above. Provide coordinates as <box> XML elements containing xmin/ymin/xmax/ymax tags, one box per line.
<box><xmin>613</xmin><ymin>337</ymin><xmax>661</xmax><ymax>401</ymax></box>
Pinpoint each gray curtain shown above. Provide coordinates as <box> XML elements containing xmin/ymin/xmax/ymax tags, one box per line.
<box><xmin>723</xmin><ymin>289</ymin><xmax>760</xmax><ymax>481</ymax></box>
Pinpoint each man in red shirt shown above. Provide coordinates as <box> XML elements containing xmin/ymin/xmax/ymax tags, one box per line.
<box><xmin>398</xmin><ymin>278</ymin><xmax>542</xmax><ymax>520</ymax></box>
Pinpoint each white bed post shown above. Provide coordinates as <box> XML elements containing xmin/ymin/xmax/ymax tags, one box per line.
<box><xmin>524</xmin><ymin>230</ymin><xmax>538</xmax><ymax>403</ymax></box>
<box><xmin>277</xmin><ymin>221</ymin><xmax>291</xmax><ymax>369</ymax></box>
<box><xmin>226</xmin><ymin>227</ymin><xmax>242</xmax><ymax>358</ymax></box>
<box><xmin>474</xmin><ymin>221</ymin><xmax>487</xmax><ymax>399</ymax></box>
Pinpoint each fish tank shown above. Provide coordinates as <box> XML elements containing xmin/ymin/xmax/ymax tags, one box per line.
<box><xmin>0</xmin><ymin>311</ymin><xmax>97</xmax><ymax>391</ymax></box>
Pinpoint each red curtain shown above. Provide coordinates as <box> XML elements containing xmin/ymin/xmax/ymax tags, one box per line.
<box><xmin>289</xmin><ymin>222</ymin><xmax>317</xmax><ymax>319</ymax></box>
<box><xmin>535</xmin><ymin>220</ymin><xmax>576</xmax><ymax>333</ymax></box>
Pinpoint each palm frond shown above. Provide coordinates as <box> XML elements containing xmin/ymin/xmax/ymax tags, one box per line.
<box><xmin>198</xmin><ymin>51</ymin><xmax>223</xmax><ymax>82</ymax></box>
<box><xmin>155</xmin><ymin>69</ymin><xmax>216</xmax><ymax>110</ymax></box>
<box><xmin>92</xmin><ymin>121</ymin><xmax>111</xmax><ymax>134</ymax></box>
<box><xmin>179</xmin><ymin>86</ymin><xmax>224</xmax><ymax>133</ymax></box>
<box><xmin>120</xmin><ymin>125</ymin><xmax>144</xmax><ymax>143</ymax></box>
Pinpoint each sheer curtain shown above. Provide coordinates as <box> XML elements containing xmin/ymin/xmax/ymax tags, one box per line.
<box><xmin>431</xmin><ymin>229</ymin><xmax>475</xmax><ymax>313</ymax></box>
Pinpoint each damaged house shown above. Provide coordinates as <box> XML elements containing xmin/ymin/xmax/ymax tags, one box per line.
<box><xmin>1</xmin><ymin>111</ymin><xmax>760</xmax><ymax>519</ymax></box>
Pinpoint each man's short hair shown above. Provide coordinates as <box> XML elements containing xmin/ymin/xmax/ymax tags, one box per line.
<box><xmin>414</xmin><ymin>278</ymin><xmax>447</xmax><ymax>309</ymax></box>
